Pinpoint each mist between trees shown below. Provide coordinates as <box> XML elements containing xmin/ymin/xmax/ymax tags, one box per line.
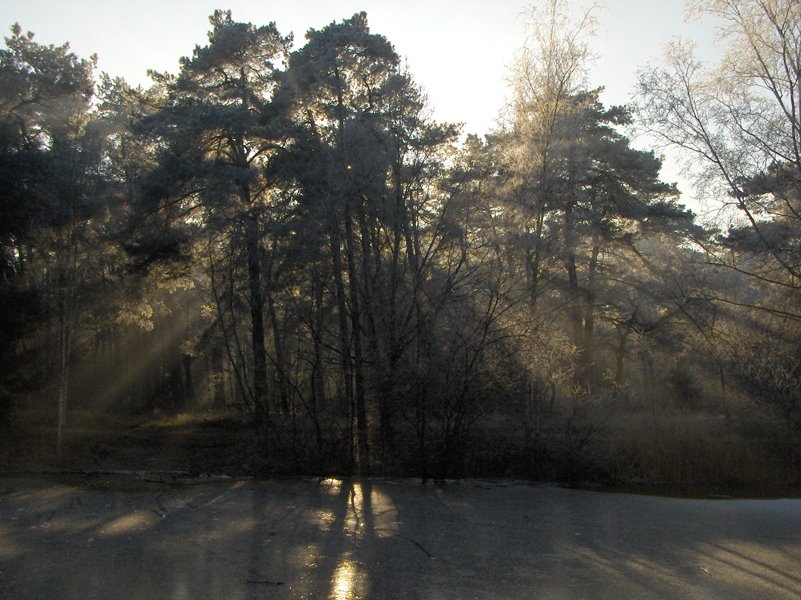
<box><xmin>1</xmin><ymin>1</ymin><xmax>800</xmax><ymax>487</ymax></box>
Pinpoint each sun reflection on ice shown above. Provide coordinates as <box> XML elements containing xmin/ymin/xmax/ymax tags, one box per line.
<box><xmin>345</xmin><ymin>482</ymin><xmax>365</xmax><ymax>535</ymax></box>
<box><xmin>320</xmin><ymin>478</ymin><xmax>343</xmax><ymax>495</ymax></box>
<box><xmin>314</xmin><ymin>480</ymin><xmax>401</xmax><ymax>598</ymax></box>
<box><xmin>331</xmin><ymin>554</ymin><xmax>360</xmax><ymax>600</ymax></box>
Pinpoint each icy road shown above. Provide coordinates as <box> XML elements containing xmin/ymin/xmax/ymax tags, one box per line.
<box><xmin>2</xmin><ymin>475</ymin><xmax>801</xmax><ymax>599</ymax></box>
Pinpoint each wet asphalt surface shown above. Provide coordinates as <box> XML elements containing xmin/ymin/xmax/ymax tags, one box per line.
<box><xmin>1</xmin><ymin>475</ymin><xmax>801</xmax><ymax>599</ymax></box>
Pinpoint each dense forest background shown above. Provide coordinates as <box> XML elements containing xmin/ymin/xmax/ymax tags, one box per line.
<box><xmin>1</xmin><ymin>0</ymin><xmax>799</xmax><ymax>486</ymax></box>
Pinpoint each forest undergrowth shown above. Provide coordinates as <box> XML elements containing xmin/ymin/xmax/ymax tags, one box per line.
<box><xmin>3</xmin><ymin>399</ymin><xmax>799</xmax><ymax>498</ymax></box>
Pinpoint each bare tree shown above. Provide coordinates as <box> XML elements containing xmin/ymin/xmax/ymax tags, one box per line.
<box><xmin>636</xmin><ymin>0</ymin><xmax>801</xmax><ymax>298</ymax></box>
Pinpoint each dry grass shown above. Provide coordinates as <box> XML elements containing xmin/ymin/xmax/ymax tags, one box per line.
<box><xmin>138</xmin><ymin>409</ymin><xmax>243</xmax><ymax>430</ymax></box>
<box><xmin>600</xmin><ymin>412</ymin><xmax>792</xmax><ymax>486</ymax></box>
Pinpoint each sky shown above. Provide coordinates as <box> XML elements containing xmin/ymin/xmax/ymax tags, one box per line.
<box><xmin>0</xmin><ymin>0</ymin><xmax>721</xmax><ymax>207</ymax></box>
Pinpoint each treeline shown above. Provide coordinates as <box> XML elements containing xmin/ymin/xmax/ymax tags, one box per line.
<box><xmin>1</xmin><ymin>2</ymin><xmax>799</xmax><ymax>481</ymax></box>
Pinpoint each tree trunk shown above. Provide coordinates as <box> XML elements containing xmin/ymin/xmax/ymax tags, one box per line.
<box><xmin>56</xmin><ymin>288</ymin><xmax>71</xmax><ymax>456</ymax></box>
<box><xmin>211</xmin><ymin>343</ymin><xmax>226</xmax><ymax>408</ymax></box>
<box><xmin>613</xmin><ymin>325</ymin><xmax>630</xmax><ymax>388</ymax></box>
<box><xmin>581</xmin><ymin>243</ymin><xmax>600</xmax><ymax>379</ymax></box>
<box><xmin>244</xmin><ymin>212</ymin><xmax>269</xmax><ymax>437</ymax></box>
<box><xmin>182</xmin><ymin>354</ymin><xmax>194</xmax><ymax>408</ymax></box>
<box><xmin>357</xmin><ymin>197</ymin><xmax>390</xmax><ymax>459</ymax></box>
<box><xmin>56</xmin><ymin>239</ymin><xmax>79</xmax><ymax>456</ymax></box>
<box><xmin>344</xmin><ymin>202</ymin><xmax>370</xmax><ymax>475</ymax></box>
<box><xmin>267</xmin><ymin>291</ymin><xmax>290</xmax><ymax>413</ymax></box>
<box><xmin>400</xmin><ymin>191</ymin><xmax>430</xmax><ymax>481</ymax></box>
<box><xmin>310</xmin><ymin>267</ymin><xmax>326</xmax><ymax>454</ymax></box>
<box><xmin>563</xmin><ymin>199</ymin><xmax>582</xmax><ymax>337</ymax></box>
<box><xmin>525</xmin><ymin>200</ymin><xmax>546</xmax><ymax>313</ymax></box>
<box><xmin>566</xmin><ymin>253</ymin><xmax>583</xmax><ymax>353</ymax></box>
<box><xmin>329</xmin><ymin>215</ymin><xmax>355</xmax><ymax>469</ymax></box>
